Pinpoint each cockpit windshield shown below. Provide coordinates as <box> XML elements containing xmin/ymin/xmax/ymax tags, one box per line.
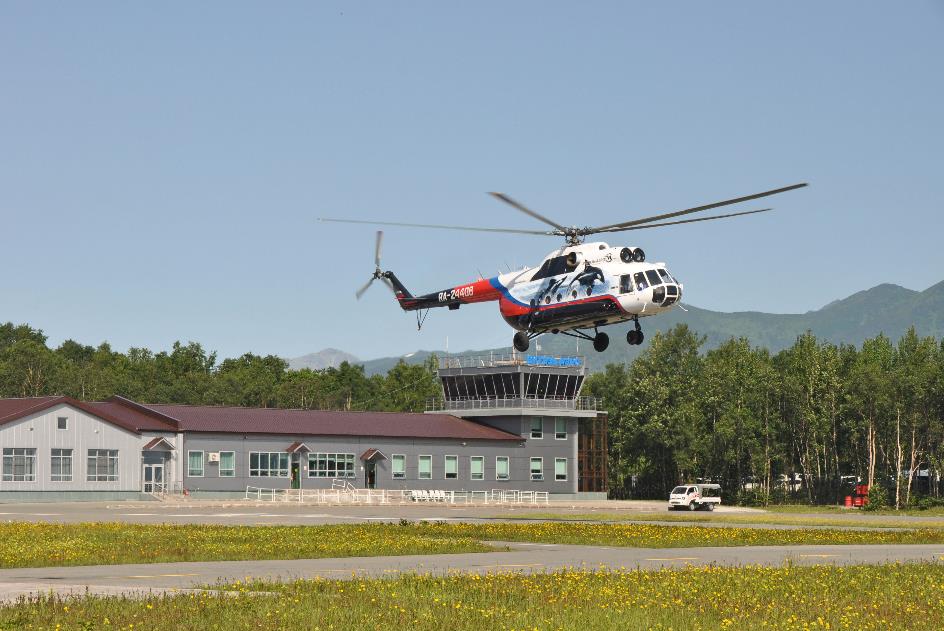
<box><xmin>634</xmin><ymin>272</ymin><xmax>649</xmax><ymax>291</ymax></box>
<box><xmin>658</xmin><ymin>269</ymin><xmax>674</xmax><ymax>284</ymax></box>
<box><xmin>671</xmin><ymin>486</ymin><xmax>687</xmax><ymax>495</ymax></box>
<box><xmin>645</xmin><ymin>270</ymin><xmax>661</xmax><ymax>286</ymax></box>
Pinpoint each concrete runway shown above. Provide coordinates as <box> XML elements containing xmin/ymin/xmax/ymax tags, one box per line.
<box><xmin>2</xmin><ymin>541</ymin><xmax>944</xmax><ymax>603</ymax></box>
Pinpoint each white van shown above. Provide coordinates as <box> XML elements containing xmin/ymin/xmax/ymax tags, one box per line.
<box><xmin>668</xmin><ymin>484</ymin><xmax>722</xmax><ymax>511</ymax></box>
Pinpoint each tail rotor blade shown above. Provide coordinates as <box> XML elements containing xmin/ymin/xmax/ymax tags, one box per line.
<box><xmin>355</xmin><ymin>277</ymin><xmax>374</xmax><ymax>300</ymax></box>
<box><xmin>374</xmin><ymin>230</ymin><xmax>384</xmax><ymax>268</ymax></box>
<box><xmin>380</xmin><ymin>275</ymin><xmax>397</xmax><ymax>296</ymax></box>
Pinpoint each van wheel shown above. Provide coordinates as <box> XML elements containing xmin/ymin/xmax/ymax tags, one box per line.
<box><xmin>707</xmin><ymin>503</ymin><xmax>715</xmax><ymax>511</ymax></box>
<box><xmin>688</xmin><ymin>501</ymin><xmax>696</xmax><ymax>511</ymax></box>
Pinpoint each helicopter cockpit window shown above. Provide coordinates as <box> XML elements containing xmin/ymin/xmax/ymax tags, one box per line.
<box><xmin>531</xmin><ymin>256</ymin><xmax>569</xmax><ymax>282</ymax></box>
<box><xmin>634</xmin><ymin>272</ymin><xmax>649</xmax><ymax>291</ymax></box>
<box><xmin>645</xmin><ymin>270</ymin><xmax>662</xmax><ymax>286</ymax></box>
<box><xmin>658</xmin><ymin>269</ymin><xmax>673</xmax><ymax>284</ymax></box>
<box><xmin>619</xmin><ymin>275</ymin><xmax>633</xmax><ymax>294</ymax></box>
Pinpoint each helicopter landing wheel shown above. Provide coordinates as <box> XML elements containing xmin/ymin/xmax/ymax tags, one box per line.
<box><xmin>593</xmin><ymin>332</ymin><xmax>609</xmax><ymax>352</ymax></box>
<box><xmin>513</xmin><ymin>331</ymin><xmax>530</xmax><ymax>353</ymax></box>
<box><xmin>627</xmin><ymin>329</ymin><xmax>645</xmax><ymax>345</ymax></box>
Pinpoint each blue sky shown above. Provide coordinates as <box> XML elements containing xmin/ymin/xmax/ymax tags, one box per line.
<box><xmin>2</xmin><ymin>2</ymin><xmax>942</xmax><ymax>361</ymax></box>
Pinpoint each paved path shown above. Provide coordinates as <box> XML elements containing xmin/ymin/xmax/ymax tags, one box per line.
<box><xmin>2</xmin><ymin>542</ymin><xmax>943</xmax><ymax>603</ymax></box>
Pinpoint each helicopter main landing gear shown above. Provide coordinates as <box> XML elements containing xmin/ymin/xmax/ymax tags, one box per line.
<box><xmin>513</xmin><ymin>331</ymin><xmax>530</xmax><ymax>353</ymax></box>
<box><xmin>627</xmin><ymin>318</ymin><xmax>644</xmax><ymax>346</ymax></box>
<box><xmin>593</xmin><ymin>332</ymin><xmax>609</xmax><ymax>352</ymax></box>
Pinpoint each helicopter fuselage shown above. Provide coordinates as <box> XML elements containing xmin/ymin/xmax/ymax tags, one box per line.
<box><xmin>387</xmin><ymin>241</ymin><xmax>682</xmax><ymax>334</ymax></box>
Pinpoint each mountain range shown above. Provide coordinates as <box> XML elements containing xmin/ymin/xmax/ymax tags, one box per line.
<box><xmin>288</xmin><ymin>280</ymin><xmax>944</xmax><ymax>375</ymax></box>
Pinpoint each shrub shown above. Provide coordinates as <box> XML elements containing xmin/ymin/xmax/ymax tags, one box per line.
<box><xmin>863</xmin><ymin>483</ymin><xmax>889</xmax><ymax>511</ymax></box>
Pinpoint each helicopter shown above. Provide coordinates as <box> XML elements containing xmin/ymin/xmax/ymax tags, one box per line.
<box><xmin>320</xmin><ymin>183</ymin><xmax>807</xmax><ymax>353</ymax></box>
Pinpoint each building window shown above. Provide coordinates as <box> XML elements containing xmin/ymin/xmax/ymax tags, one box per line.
<box><xmin>445</xmin><ymin>455</ymin><xmax>458</xmax><ymax>479</ymax></box>
<box><xmin>555</xmin><ymin>458</ymin><xmax>567</xmax><ymax>481</ymax></box>
<box><xmin>470</xmin><ymin>456</ymin><xmax>484</xmax><ymax>481</ymax></box>
<box><xmin>530</xmin><ymin>457</ymin><xmax>543</xmax><ymax>481</ymax></box>
<box><xmin>530</xmin><ymin>417</ymin><xmax>544</xmax><ymax>439</ymax></box>
<box><xmin>57</xmin><ymin>416</ymin><xmax>68</xmax><ymax>430</ymax></box>
<box><xmin>87</xmin><ymin>449</ymin><xmax>119</xmax><ymax>482</ymax></box>
<box><xmin>51</xmin><ymin>448</ymin><xmax>72</xmax><ymax>482</ymax></box>
<box><xmin>2</xmin><ymin>448</ymin><xmax>37</xmax><ymax>482</ymax></box>
<box><xmin>496</xmin><ymin>456</ymin><xmax>510</xmax><ymax>481</ymax></box>
<box><xmin>249</xmin><ymin>452</ymin><xmax>289</xmax><ymax>477</ymax></box>
<box><xmin>307</xmin><ymin>453</ymin><xmax>355</xmax><ymax>478</ymax></box>
<box><xmin>188</xmin><ymin>451</ymin><xmax>204</xmax><ymax>477</ymax></box>
<box><xmin>555</xmin><ymin>418</ymin><xmax>566</xmax><ymax>440</ymax></box>
<box><xmin>392</xmin><ymin>454</ymin><xmax>406</xmax><ymax>479</ymax></box>
<box><xmin>219</xmin><ymin>451</ymin><xmax>235</xmax><ymax>477</ymax></box>
<box><xmin>418</xmin><ymin>455</ymin><xmax>432</xmax><ymax>480</ymax></box>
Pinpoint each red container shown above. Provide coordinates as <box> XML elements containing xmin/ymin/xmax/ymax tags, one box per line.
<box><xmin>844</xmin><ymin>495</ymin><xmax>853</xmax><ymax>507</ymax></box>
<box><xmin>853</xmin><ymin>497</ymin><xmax>864</xmax><ymax>507</ymax></box>
<box><xmin>856</xmin><ymin>484</ymin><xmax>870</xmax><ymax>497</ymax></box>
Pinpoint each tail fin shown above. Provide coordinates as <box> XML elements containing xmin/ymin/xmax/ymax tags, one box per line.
<box><xmin>383</xmin><ymin>271</ymin><xmax>414</xmax><ymax>304</ymax></box>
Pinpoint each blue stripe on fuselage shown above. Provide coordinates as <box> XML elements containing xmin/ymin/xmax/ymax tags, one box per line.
<box><xmin>488</xmin><ymin>277</ymin><xmax>530</xmax><ymax>307</ymax></box>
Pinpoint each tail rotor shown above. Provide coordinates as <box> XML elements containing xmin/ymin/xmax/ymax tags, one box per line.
<box><xmin>356</xmin><ymin>231</ymin><xmax>396</xmax><ymax>299</ymax></box>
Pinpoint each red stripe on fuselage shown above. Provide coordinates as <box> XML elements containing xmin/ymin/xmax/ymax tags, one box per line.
<box><xmin>500</xmin><ymin>293</ymin><xmax>626</xmax><ymax>318</ymax></box>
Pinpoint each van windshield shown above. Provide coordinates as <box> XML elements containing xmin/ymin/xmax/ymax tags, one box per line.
<box><xmin>671</xmin><ymin>486</ymin><xmax>687</xmax><ymax>494</ymax></box>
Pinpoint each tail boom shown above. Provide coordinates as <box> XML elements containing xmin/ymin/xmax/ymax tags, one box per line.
<box><xmin>384</xmin><ymin>273</ymin><xmax>502</xmax><ymax>311</ymax></box>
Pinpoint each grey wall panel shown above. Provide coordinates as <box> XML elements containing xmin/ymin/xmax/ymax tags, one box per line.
<box><xmin>0</xmin><ymin>403</ymin><xmax>179</xmax><ymax>492</ymax></box>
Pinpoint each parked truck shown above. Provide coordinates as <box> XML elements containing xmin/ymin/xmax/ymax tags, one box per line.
<box><xmin>668</xmin><ymin>484</ymin><xmax>722</xmax><ymax>511</ymax></box>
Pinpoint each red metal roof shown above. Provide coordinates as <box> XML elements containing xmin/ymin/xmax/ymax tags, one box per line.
<box><xmin>144</xmin><ymin>403</ymin><xmax>521</xmax><ymax>441</ymax></box>
<box><xmin>360</xmin><ymin>448</ymin><xmax>387</xmax><ymax>461</ymax></box>
<box><xmin>0</xmin><ymin>397</ymin><xmax>521</xmax><ymax>442</ymax></box>
<box><xmin>0</xmin><ymin>397</ymin><xmax>176</xmax><ymax>434</ymax></box>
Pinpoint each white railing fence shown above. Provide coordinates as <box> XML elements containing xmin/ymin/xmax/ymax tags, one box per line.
<box><xmin>244</xmin><ymin>484</ymin><xmax>549</xmax><ymax>506</ymax></box>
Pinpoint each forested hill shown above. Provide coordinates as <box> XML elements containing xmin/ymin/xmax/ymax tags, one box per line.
<box><xmin>353</xmin><ymin>280</ymin><xmax>944</xmax><ymax>374</ymax></box>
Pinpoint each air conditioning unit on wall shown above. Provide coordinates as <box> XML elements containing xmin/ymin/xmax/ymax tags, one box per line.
<box><xmin>208</xmin><ymin>452</ymin><xmax>220</xmax><ymax>462</ymax></box>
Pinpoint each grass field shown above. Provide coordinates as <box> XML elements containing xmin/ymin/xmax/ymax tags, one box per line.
<box><xmin>419</xmin><ymin>520</ymin><xmax>944</xmax><ymax>548</ymax></box>
<box><xmin>0</xmin><ymin>522</ymin><xmax>494</xmax><ymax>568</ymax></box>
<box><xmin>5</xmin><ymin>520</ymin><xmax>944</xmax><ymax>569</ymax></box>
<box><xmin>500</xmin><ymin>510</ymin><xmax>944</xmax><ymax>530</ymax></box>
<box><xmin>4</xmin><ymin>563</ymin><xmax>943</xmax><ymax>630</ymax></box>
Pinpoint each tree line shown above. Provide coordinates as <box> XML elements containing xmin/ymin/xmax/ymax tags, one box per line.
<box><xmin>4</xmin><ymin>320</ymin><xmax>943</xmax><ymax>507</ymax></box>
<box><xmin>584</xmin><ymin>324</ymin><xmax>944</xmax><ymax>507</ymax></box>
<box><xmin>0</xmin><ymin>323</ymin><xmax>440</xmax><ymax>414</ymax></box>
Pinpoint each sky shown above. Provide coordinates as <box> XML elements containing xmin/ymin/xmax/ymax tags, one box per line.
<box><xmin>2</xmin><ymin>2</ymin><xmax>943</xmax><ymax>361</ymax></box>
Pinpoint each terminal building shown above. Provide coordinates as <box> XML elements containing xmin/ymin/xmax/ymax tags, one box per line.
<box><xmin>0</xmin><ymin>354</ymin><xmax>607</xmax><ymax>502</ymax></box>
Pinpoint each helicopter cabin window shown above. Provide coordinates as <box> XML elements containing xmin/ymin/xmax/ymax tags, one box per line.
<box><xmin>531</xmin><ymin>256</ymin><xmax>569</xmax><ymax>281</ymax></box>
<box><xmin>634</xmin><ymin>272</ymin><xmax>649</xmax><ymax>291</ymax></box>
<box><xmin>645</xmin><ymin>270</ymin><xmax>662</xmax><ymax>286</ymax></box>
<box><xmin>620</xmin><ymin>275</ymin><xmax>633</xmax><ymax>294</ymax></box>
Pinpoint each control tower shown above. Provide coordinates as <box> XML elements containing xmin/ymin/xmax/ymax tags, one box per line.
<box><xmin>427</xmin><ymin>352</ymin><xmax>607</xmax><ymax>496</ymax></box>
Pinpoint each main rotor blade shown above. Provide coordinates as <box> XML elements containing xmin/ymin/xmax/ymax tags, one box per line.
<box><xmin>374</xmin><ymin>230</ymin><xmax>384</xmax><ymax>268</ymax></box>
<box><xmin>318</xmin><ymin>217</ymin><xmax>552</xmax><ymax>236</ymax></box>
<box><xmin>355</xmin><ymin>277</ymin><xmax>374</xmax><ymax>300</ymax></box>
<box><xmin>596</xmin><ymin>207</ymin><xmax>774</xmax><ymax>232</ymax></box>
<box><xmin>589</xmin><ymin>183</ymin><xmax>807</xmax><ymax>232</ymax></box>
<box><xmin>488</xmin><ymin>192</ymin><xmax>568</xmax><ymax>232</ymax></box>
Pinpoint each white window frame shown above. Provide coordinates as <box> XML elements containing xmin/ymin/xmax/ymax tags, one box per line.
<box><xmin>249</xmin><ymin>451</ymin><xmax>289</xmax><ymax>477</ymax></box>
<box><xmin>219</xmin><ymin>451</ymin><xmax>235</xmax><ymax>477</ymax></box>
<box><xmin>56</xmin><ymin>416</ymin><xmax>68</xmax><ymax>431</ymax></box>
<box><xmin>187</xmin><ymin>450</ymin><xmax>205</xmax><ymax>477</ymax></box>
<box><xmin>555</xmin><ymin>457</ymin><xmax>567</xmax><ymax>481</ymax></box>
<box><xmin>86</xmin><ymin>449</ymin><xmax>119</xmax><ymax>482</ymax></box>
<box><xmin>496</xmin><ymin>456</ymin><xmax>510</xmax><ymax>481</ymax></box>
<box><xmin>51</xmin><ymin>448</ymin><xmax>73</xmax><ymax>482</ymax></box>
<box><xmin>307</xmin><ymin>453</ymin><xmax>356</xmax><ymax>478</ymax></box>
<box><xmin>418</xmin><ymin>455</ymin><xmax>432</xmax><ymax>480</ymax></box>
<box><xmin>470</xmin><ymin>456</ymin><xmax>484</xmax><ymax>481</ymax></box>
<box><xmin>391</xmin><ymin>454</ymin><xmax>406</xmax><ymax>479</ymax></box>
<box><xmin>444</xmin><ymin>455</ymin><xmax>458</xmax><ymax>480</ymax></box>
<box><xmin>530</xmin><ymin>417</ymin><xmax>543</xmax><ymax>439</ymax></box>
<box><xmin>530</xmin><ymin>457</ymin><xmax>544</xmax><ymax>481</ymax></box>
<box><xmin>2</xmin><ymin>448</ymin><xmax>37</xmax><ymax>482</ymax></box>
<box><xmin>555</xmin><ymin>418</ymin><xmax>567</xmax><ymax>440</ymax></box>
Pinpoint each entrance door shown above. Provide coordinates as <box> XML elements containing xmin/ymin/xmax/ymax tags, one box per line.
<box><xmin>142</xmin><ymin>464</ymin><xmax>164</xmax><ymax>493</ymax></box>
<box><xmin>364</xmin><ymin>462</ymin><xmax>376</xmax><ymax>489</ymax></box>
<box><xmin>291</xmin><ymin>462</ymin><xmax>300</xmax><ymax>489</ymax></box>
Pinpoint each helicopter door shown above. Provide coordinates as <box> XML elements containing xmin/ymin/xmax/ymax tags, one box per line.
<box><xmin>619</xmin><ymin>275</ymin><xmax>633</xmax><ymax>294</ymax></box>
